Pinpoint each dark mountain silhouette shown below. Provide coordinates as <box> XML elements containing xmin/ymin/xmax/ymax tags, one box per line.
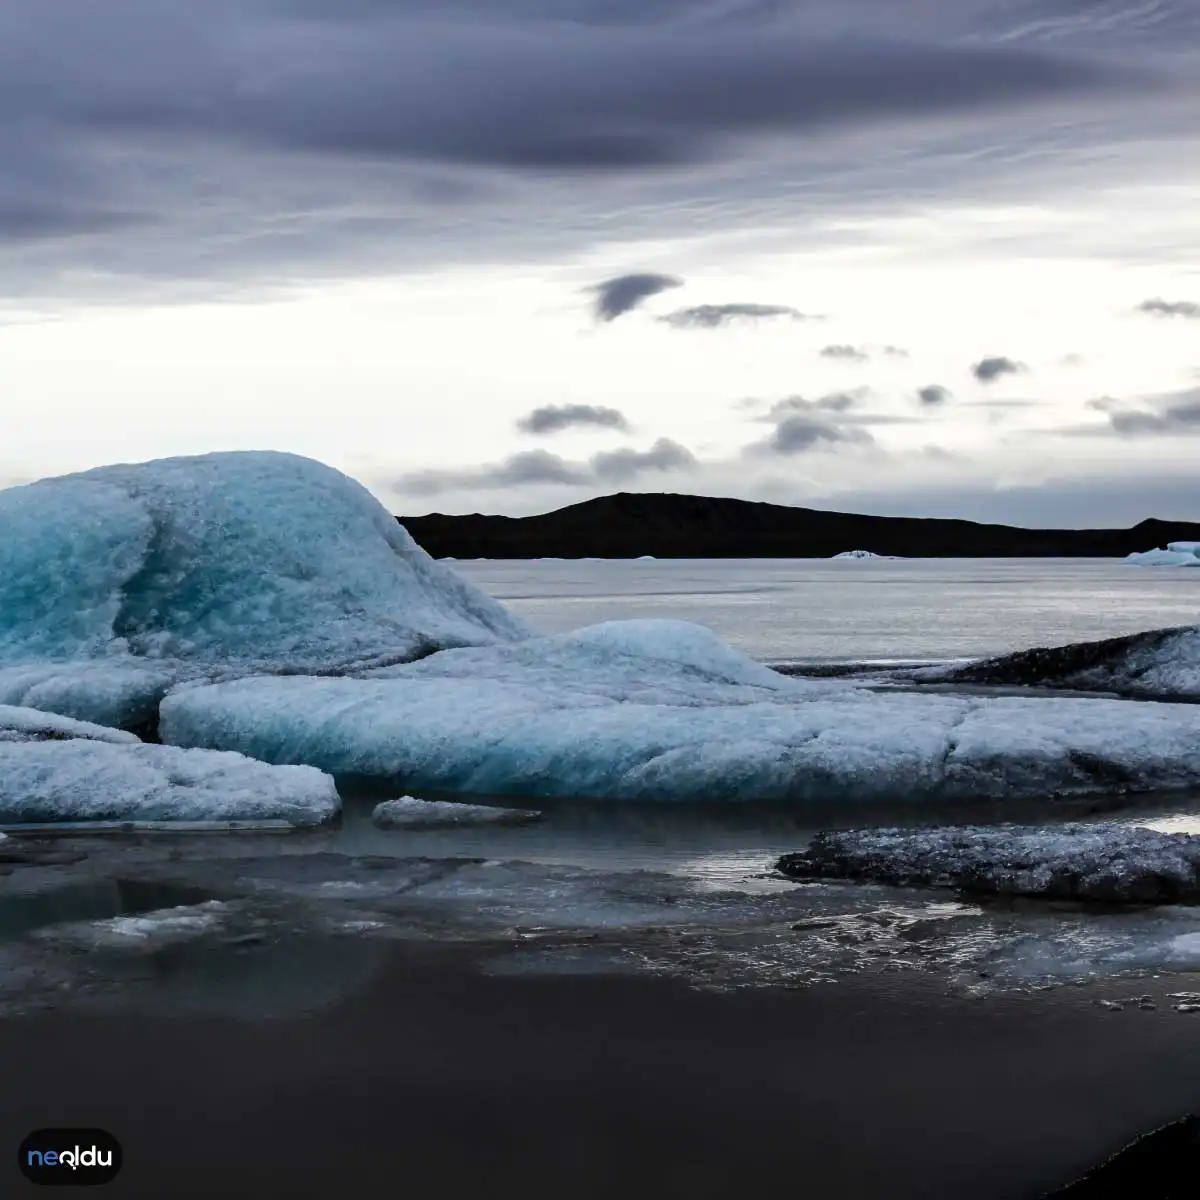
<box><xmin>398</xmin><ymin>492</ymin><xmax>1200</xmax><ymax>559</ymax></box>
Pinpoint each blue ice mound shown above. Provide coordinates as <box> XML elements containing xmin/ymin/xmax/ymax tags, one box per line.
<box><xmin>0</xmin><ymin>703</ymin><xmax>338</xmax><ymax>825</ymax></box>
<box><xmin>160</xmin><ymin>620</ymin><xmax>1200</xmax><ymax>803</ymax></box>
<box><xmin>1126</xmin><ymin>541</ymin><xmax>1200</xmax><ymax>567</ymax></box>
<box><xmin>0</xmin><ymin>452</ymin><xmax>531</xmax><ymax>724</ymax></box>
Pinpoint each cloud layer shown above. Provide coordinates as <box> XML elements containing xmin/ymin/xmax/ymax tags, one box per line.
<box><xmin>516</xmin><ymin>404</ymin><xmax>631</xmax><ymax>435</ymax></box>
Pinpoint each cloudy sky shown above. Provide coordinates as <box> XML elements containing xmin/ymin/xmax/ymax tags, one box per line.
<box><xmin>2</xmin><ymin>0</ymin><xmax>1199</xmax><ymax>526</ymax></box>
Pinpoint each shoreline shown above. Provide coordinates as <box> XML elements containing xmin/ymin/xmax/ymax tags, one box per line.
<box><xmin>2</xmin><ymin>939</ymin><xmax>1198</xmax><ymax>1199</ymax></box>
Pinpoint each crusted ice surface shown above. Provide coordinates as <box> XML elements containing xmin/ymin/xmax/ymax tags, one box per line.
<box><xmin>372</xmin><ymin>796</ymin><xmax>542</xmax><ymax>829</ymax></box>
<box><xmin>0</xmin><ymin>452</ymin><xmax>530</xmax><ymax>727</ymax></box>
<box><xmin>927</xmin><ymin>625</ymin><xmax>1200</xmax><ymax>699</ymax></box>
<box><xmin>778</xmin><ymin>824</ymin><xmax>1200</xmax><ymax>903</ymax></box>
<box><xmin>0</xmin><ymin>739</ymin><xmax>339</xmax><ymax>825</ymax></box>
<box><xmin>0</xmin><ymin>703</ymin><xmax>140</xmax><ymax>745</ymax></box>
<box><xmin>160</xmin><ymin>623</ymin><xmax>1200</xmax><ymax>803</ymax></box>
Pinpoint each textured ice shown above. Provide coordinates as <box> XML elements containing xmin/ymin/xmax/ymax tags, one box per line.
<box><xmin>372</xmin><ymin>796</ymin><xmax>542</xmax><ymax>829</ymax></box>
<box><xmin>160</xmin><ymin>620</ymin><xmax>1200</xmax><ymax>803</ymax></box>
<box><xmin>832</xmin><ymin>550</ymin><xmax>893</xmax><ymax>559</ymax></box>
<box><xmin>0</xmin><ymin>663</ymin><xmax>175</xmax><ymax>733</ymax></box>
<box><xmin>0</xmin><ymin>738</ymin><xmax>339</xmax><ymax>825</ymax></box>
<box><xmin>1126</xmin><ymin>541</ymin><xmax>1200</xmax><ymax>566</ymax></box>
<box><xmin>0</xmin><ymin>452</ymin><xmax>529</xmax><ymax>716</ymax></box>
<box><xmin>778</xmin><ymin>824</ymin><xmax>1200</xmax><ymax>903</ymax></box>
<box><xmin>930</xmin><ymin>625</ymin><xmax>1200</xmax><ymax>699</ymax></box>
<box><xmin>0</xmin><ymin>703</ymin><xmax>140</xmax><ymax>745</ymax></box>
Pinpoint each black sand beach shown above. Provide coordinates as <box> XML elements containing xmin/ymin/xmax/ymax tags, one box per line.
<box><xmin>3</xmin><ymin>942</ymin><xmax>1198</xmax><ymax>1200</ymax></box>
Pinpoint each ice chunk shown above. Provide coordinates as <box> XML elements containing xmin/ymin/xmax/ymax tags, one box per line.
<box><xmin>777</xmin><ymin>824</ymin><xmax>1200</xmax><ymax>903</ymax></box>
<box><xmin>928</xmin><ymin>625</ymin><xmax>1200</xmax><ymax>699</ymax></box>
<box><xmin>831</xmin><ymin>549</ymin><xmax>895</xmax><ymax>559</ymax></box>
<box><xmin>0</xmin><ymin>663</ymin><xmax>174</xmax><ymax>733</ymax></box>
<box><xmin>372</xmin><ymin>796</ymin><xmax>542</xmax><ymax>829</ymax></box>
<box><xmin>0</xmin><ymin>452</ymin><xmax>530</xmax><ymax>681</ymax></box>
<box><xmin>0</xmin><ymin>703</ymin><xmax>140</xmax><ymax>745</ymax></box>
<box><xmin>0</xmin><ymin>739</ymin><xmax>339</xmax><ymax>825</ymax></box>
<box><xmin>160</xmin><ymin>621</ymin><xmax>1200</xmax><ymax>803</ymax></box>
<box><xmin>1126</xmin><ymin>542</ymin><xmax>1200</xmax><ymax>566</ymax></box>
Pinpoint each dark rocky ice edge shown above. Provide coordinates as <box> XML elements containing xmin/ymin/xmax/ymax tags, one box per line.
<box><xmin>778</xmin><ymin>823</ymin><xmax>1200</xmax><ymax>904</ymax></box>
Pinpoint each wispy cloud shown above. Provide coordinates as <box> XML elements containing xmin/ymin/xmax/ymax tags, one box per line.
<box><xmin>516</xmin><ymin>404</ymin><xmax>631</xmax><ymax>435</ymax></box>
<box><xmin>396</xmin><ymin>437</ymin><xmax>695</xmax><ymax>495</ymax></box>
<box><xmin>658</xmin><ymin>302</ymin><xmax>812</xmax><ymax>329</ymax></box>
<box><xmin>820</xmin><ymin>344</ymin><xmax>869</xmax><ymax>362</ymax></box>
<box><xmin>1136</xmin><ymin>297</ymin><xmax>1200</xmax><ymax>319</ymax></box>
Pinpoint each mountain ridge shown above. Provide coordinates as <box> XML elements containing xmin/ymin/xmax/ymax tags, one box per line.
<box><xmin>397</xmin><ymin>492</ymin><xmax>1200</xmax><ymax>560</ymax></box>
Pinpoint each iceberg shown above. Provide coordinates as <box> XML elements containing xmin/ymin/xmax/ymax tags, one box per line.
<box><xmin>0</xmin><ymin>451</ymin><xmax>530</xmax><ymax>728</ymax></box>
<box><xmin>0</xmin><ymin>714</ymin><xmax>339</xmax><ymax>827</ymax></box>
<box><xmin>927</xmin><ymin>625</ymin><xmax>1200</xmax><ymax>700</ymax></box>
<box><xmin>160</xmin><ymin>619</ymin><xmax>1200</xmax><ymax>803</ymax></box>
<box><xmin>1126</xmin><ymin>541</ymin><xmax>1200</xmax><ymax>566</ymax></box>
<box><xmin>777</xmin><ymin>824</ymin><xmax>1200</xmax><ymax>904</ymax></box>
<box><xmin>831</xmin><ymin>549</ymin><xmax>894</xmax><ymax>560</ymax></box>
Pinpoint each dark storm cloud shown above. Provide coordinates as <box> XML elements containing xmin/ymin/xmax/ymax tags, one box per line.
<box><xmin>590</xmin><ymin>274</ymin><xmax>682</xmax><ymax>321</ymax></box>
<box><xmin>1136</xmin><ymin>297</ymin><xmax>1200</xmax><ymax>319</ymax></box>
<box><xmin>658</xmin><ymin>303</ymin><xmax>811</xmax><ymax>328</ymax></box>
<box><xmin>917</xmin><ymin>384</ymin><xmax>952</xmax><ymax>406</ymax></box>
<box><xmin>820</xmin><ymin>344</ymin><xmax>869</xmax><ymax>362</ymax></box>
<box><xmin>395</xmin><ymin>437</ymin><xmax>694</xmax><ymax>494</ymax></box>
<box><xmin>0</xmin><ymin>0</ymin><xmax>1169</xmax><ymax>298</ymax></box>
<box><xmin>971</xmin><ymin>355</ymin><xmax>1025</xmax><ymax>383</ymax></box>
<box><xmin>516</xmin><ymin>403</ymin><xmax>631</xmax><ymax>435</ymax></box>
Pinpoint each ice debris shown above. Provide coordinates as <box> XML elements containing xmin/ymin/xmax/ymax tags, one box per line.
<box><xmin>1126</xmin><ymin>541</ymin><xmax>1200</xmax><ymax>567</ymax></box>
<box><xmin>777</xmin><ymin>824</ymin><xmax>1200</xmax><ymax>904</ymax></box>
<box><xmin>372</xmin><ymin>796</ymin><xmax>542</xmax><ymax>829</ymax></box>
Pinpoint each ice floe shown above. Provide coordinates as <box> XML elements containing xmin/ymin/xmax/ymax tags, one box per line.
<box><xmin>925</xmin><ymin>625</ymin><xmax>1200</xmax><ymax>699</ymax></box>
<box><xmin>777</xmin><ymin>824</ymin><xmax>1200</xmax><ymax>903</ymax></box>
<box><xmin>1126</xmin><ymin>541</ymin><xmax>1200</xmax><ymax>567</ymax></box>
<box><xmin>159</xmin><ymin>620</ymin><xmax>1200</xmax><ymax>803</ymax></box>
<box><xmin>831</xmin><ymin>549</ymin><xmax>896</xmax><ymax>560</ymax></box>
<box><xmin>0</xmin><ymin>731</ymin><xmax>339</xmax><ymax>826</ymax></box>
<box><xmin>0</xmin><ymin>703</ymin><xmax>140</xmax><ymax>745</ymax></box>
<box><xmin>0</xmin><ymin>451</ymin><xmax>530</xmax><ymax>727</ymax></box>
<box><xmin>372</xmin><ymin>796</ymin><xmax>542</xmax><ymax>829</ymax></box>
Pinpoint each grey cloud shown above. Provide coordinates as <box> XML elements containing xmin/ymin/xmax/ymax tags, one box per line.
<box><xmin>1137</xmin><ymin>297</ymin><xmax>1200</xmax><ymax>319</ymax></box>
<box><xmin>592</xmin><ymin>437</ymin><xmax>696</xmax><ymax>481</ymax></box>
<box><xmin>659</xmin><ymin>302</ymin><xmax>811</xmax><ymax>328</ymax></box>
<box><xmin>971</xmin><ymin>355</ymin><xmax>1025</xmax><ymax>383</ymax></box>
<box><xmin>516</xmin><ymin>403</ymin><xmax>631</xmax><ymax>435</ymax></box>
<box><xmin>396</xmin><ymin>437</ymin><xmax>694</xmax><ymax>494</ymax></box>
<box><xmin>757</xmin><ymin>415</ymin><xmax>874</xmax><ymax>455</ymax></box>
<box><xmin>0</xmin><ymin>0</ymin><xmax>1171</xmax><ymax>300</ymax></box>
<box><xmin>882</xmin><ymin>345</ymin><xmax>909</xmax><ymax>358</ymax></box>
<box><xmin>917</xmin><ymin>384</ymin><xmax>952</xmax><ymax>406</ymax></box>
<box><xmin>1064</xmin><ymin>387</ymin><xmax>1200</xmax><ymax>436</ymax></box>
<box><xmin>591</xmin><ymin>273</ymin><xmax>681</xmax><ymax>321</ymax></box>
<box><xmin>820</xmin><ymin>343</ymin><xmax>869</xmax><ymax>362</ymax></box>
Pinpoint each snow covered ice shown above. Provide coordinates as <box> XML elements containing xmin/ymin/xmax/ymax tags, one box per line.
<box><xmin>778</xmin><ymin>824</ymin><xmax>1200</xmax><ymax>903</ymax></box>
<box><xmin>0</xmin><ymin>703</ymin><xmax>338</xmax><ymax>825</ymax></box>
<box><xmin>161</xmin><ymin>619</ymin><xmax>1200</xmax><ymax>803</ymax></box>
<box><xmin>0</xmin><ymin>451</ymin><xmax>530</xmax><ymax>728</ymax></box>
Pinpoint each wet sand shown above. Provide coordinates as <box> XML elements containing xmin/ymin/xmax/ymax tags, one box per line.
<box><xmin>2</xmin><ymin>943</ymin><xmax>1198</xmax><ymax>1199</ymax></box>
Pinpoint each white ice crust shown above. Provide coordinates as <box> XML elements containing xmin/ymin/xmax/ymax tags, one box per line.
<box><xmin>372</xmin><ymin>796</ymin><xmax>542</xmax><ymax>828</ymax></box>
<box><xmin>160</xmin><ymin>620</ymin><xmax>1200</xmax><ymax>803</ymax></box>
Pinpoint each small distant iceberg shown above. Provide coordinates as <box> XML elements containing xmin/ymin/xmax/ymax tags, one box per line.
<box><xmin>1126</xmin><ymin>541</ymin><xmax>1200</xmax><ymax>567</ymax></box>
<box><xmin>831</xmin><ymin>550</ymin><xmax>897</xmax><ymax>560</ymax></box>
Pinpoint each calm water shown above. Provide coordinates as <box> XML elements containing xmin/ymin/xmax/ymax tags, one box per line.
<box><xmin>449</xmin><ymin>557</ymin><xmax>1200</xmax><ymax>663</ymax></box>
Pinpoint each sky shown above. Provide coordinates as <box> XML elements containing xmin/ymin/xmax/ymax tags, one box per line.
<box><xmin>1</xmin><ymin>0</ymin><xmax>1199</xmax><ymax>527</ymax></box>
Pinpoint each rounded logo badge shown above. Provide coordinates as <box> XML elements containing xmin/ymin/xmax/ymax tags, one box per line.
<box><xmin>19</xmin><ymin>1130</ymin><xmax>123</xmax><ymax>1186</ymax></box>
